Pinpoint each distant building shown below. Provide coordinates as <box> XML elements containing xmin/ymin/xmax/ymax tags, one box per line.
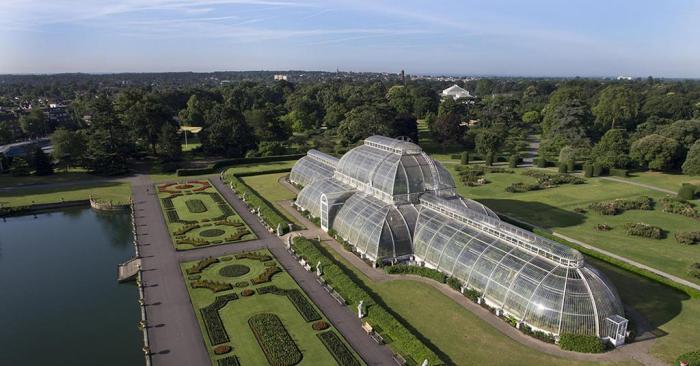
<box><xmin>441</xmin><ymin>84</ymin><xmax>474</xmax><ymax>100</ymax></box>
<box><xmin>273</xmin><ymin>74</ymin><xmax>289</xmax><ymax>81</ymax></box>
<box><xmin>616</xmin><ymin>75</ymin><xmax>633</xmax><ymax>81</ymax></box>
<box><xmin>0</xmin><ymin>138</ymin><xmax>52</xmax><ymax>158</ymax></box>
<box><xmin>44</xmin><ymin>105</ymin><xmax>72</xmax><ymax>130</ymax></box>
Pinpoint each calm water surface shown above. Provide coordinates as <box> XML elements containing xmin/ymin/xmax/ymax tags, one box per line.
<box><xmin>0</xmin><ymin>208</ymin><xmax>142</xmax><ymax>365</ymax></box>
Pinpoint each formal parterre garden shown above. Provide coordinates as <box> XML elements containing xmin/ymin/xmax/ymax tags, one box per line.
<box><xmin>180</xmin><ymin>250</ymin><xmax>363</xmax><ymax>366</ymax></box>
<box><xmin>156</xmin><ymin>180</ymin><xmax>256</xmax><ymax>250</ymax></box>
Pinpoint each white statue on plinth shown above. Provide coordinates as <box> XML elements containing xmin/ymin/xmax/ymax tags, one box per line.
<box><xmin>316</xmin><ymin>261</ymin><xmax>322</xmax><ymax>276</ymax></box>
<box><xmin>287</xmin><ymin>235</ymin><xmax>292</xmax><ymax>250</ymax></box>
<box><xmin>357</xmin><ymin>300</ymin><xmax>365</xmax><ymax>319</ymax></box>
<box><xmin>421</xmin><ymin>359</ymin><xmax>428</xmax><ymax>366</ymax></box>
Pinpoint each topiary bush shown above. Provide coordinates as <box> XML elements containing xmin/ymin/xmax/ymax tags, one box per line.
<box><xmin>583</xmin><ymin>163</ymin><xmax>593</xmax><ymax>177</ymax></box>
<box><xmin>241</xmin><ymin>288</ymin><xmax>254</xmax><ymax>297</ymax></box>
<box><xmin>688</xmin><ymin>263</ymin><xmax>700</xmax><ymax>280</ymax></box>
<box><xmin>558</xmin><ymin>334</ymin><xmax>605</xmax><ymax>353</ymax></box>
<box><xmin>679</xmin><ymin>184</ymin><xmax>698</xmax><ymax>201</ymax></box>
<box><xmin>460</xmin><ymin>151</ymin><xmax>469</xmax><ymax>165</ymax></box>
<box><xmin>213</xmin><ymin>345</ymin><xmax>232</xmax><ymax>355</ymax></box>
<box><xmin>312</xmin><ymin>320</ymin><xmax>330</xmax><ymax>331</ymax></box>
<box><xmin>536</xmin><ymin>157</ymin><xmax>546</xmax><ymax>168</ymax></box>
<box><xmin>508</xmin><ymin>154</ymin><xmax>519</xmax><ymax>168</ymax></box>
<box><xmin>558</xmin><ymin>162</ymin><xmax>568</xmax><ymax>173</ymax></box>
<box><xmin>609</xmin><ymin>168</ymin><xmax>629</xmax><ymax>177</ymax></box>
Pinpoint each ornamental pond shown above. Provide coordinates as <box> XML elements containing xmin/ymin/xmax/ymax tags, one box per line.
<box><xmin>0</xmin><ymin>208</ymin><xmax>142</xmax><ymax>365</ymax></box>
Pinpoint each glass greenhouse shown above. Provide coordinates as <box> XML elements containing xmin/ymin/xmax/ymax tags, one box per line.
<box><xmin>290</xmin><ymin>136</ymin><xmax>627</xmax><ymax>342</ymax></box>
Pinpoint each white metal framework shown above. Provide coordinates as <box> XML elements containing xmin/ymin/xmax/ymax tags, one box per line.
<box><xmin>290</xmin><ymin>136</ymin><xmax>627</xmax><ymax>340</ymax></box>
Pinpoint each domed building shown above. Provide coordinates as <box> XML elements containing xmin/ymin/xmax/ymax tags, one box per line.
<box><xmin>290</xmin><ymin>136</ymin><xmax>628</xmax><ymax>345</ymax></box>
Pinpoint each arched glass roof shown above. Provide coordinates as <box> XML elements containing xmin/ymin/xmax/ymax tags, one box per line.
<box><xmin>289</xmin><ymin>150</ymin><xmax>337</xmax><ymax>187</ymax></box>
<box><xmin>295</xmin><ymin>178</ymin><xmax>354</xmax><ymax>218</ymax></box>
<box><xmin>333</xmin><ymin>193</ymin><xmax>414</xmax><ymax>261</ymax></box>
<box><xmin>413</xmin><ymin>208</ymin><xmax>624</xmax><ymax>336</ymax></box>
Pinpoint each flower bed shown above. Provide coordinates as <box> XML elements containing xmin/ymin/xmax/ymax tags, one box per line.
<box><xmin>241</xmin><ymin>288</ymin><xmax>255</xmax><ymax>297</ymax></box>
<box><xmin>248</xmin><ymin>313</ymin><xmax>303</xmax><ymax>366</ymax></box>
<box><xmin>191</xmin><ymin>279</ymin><xmax>233</xmax><ymax>293</ymax></box>
<box><xmin>660</xmin><ymin>197</ymin><xmax>700</xmax><ymax>219</ymax></box>
<box><xmin>675</xmin><ymin>232</ymin><xmax>700</xmax><ymax>245</ymax></box>
<box><xmin>257</xmin><ymin>285</ymin><xmax>321</xmax><ymax>322</ymax></box>
<box><xmin>251</xmin><ymin>266</ymin><xmax>282</xmax><ymax>285</ymax></box>
<box><xmin>588</xmin><ymin>196</ymin><xmax>654</xmax><ymax>215</ymax></box>
<box><xmin>218</xmin><ymin>264</ymin><xmax>251</xmax><ymax>277</ymax></box>
<box><xmin>558</xmin><ymin>334</ymin><xmax>605</xmax><ymax>353</ymax></box>
<box><xmin>624</xmin><ymin>222</ymin><xmax>664</xmax><ymax>239</ymax></box>
<box><xmin>217</xmin><ymin>356</ymin><xmax>240</xmax><ymax>366</ymax></box>
<box><xmin>200</xmin><ymin>228</ymin><xmax>226</xmax><ymax>238</ymax></box>
<box><xmin>225</xmin><ymin>229</ymin><xmax>251</xmax><ymax>242</ymax></box>
<box><xmin>317</xmin><ymin>331</ymin><xmax>361</xmax><ymax>366</ymax></box>
<box><xmin>235</xmin><ymin>252</ymin><xmax>272</xmax><ymax>262</ymax></box>
<box><xmin>186</xmin><ymin>199</ymin><xmax>208</xmax><ymax>213</ymax></box>
<box><xmin>201</xmin><ymin>293</ymin><xmax>239</xmax><ymax>345</ymax></box>
<box><xmin>187</xmin><ymin>257</ymin><xmax>220</xmax><ymax>274</ymax></box>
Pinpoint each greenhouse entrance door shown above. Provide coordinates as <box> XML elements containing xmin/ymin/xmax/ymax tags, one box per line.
<box><xmin>320</xmin><ymin>194</ymin><xmax>329</xmax><ymax>231</ymax></box>
<box><xmin>603</xmin><ymin>315</ymin><xmax>628</xmax><ymax>347</ymax></box>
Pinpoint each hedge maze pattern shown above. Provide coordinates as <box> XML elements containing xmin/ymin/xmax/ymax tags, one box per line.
<box><xmin>201</xmin><ymin>293</ymin><xmax>239</xmax><ymax>345</ymax></box>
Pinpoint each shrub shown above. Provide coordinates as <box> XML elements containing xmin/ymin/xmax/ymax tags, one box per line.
<box><xmin>213</xmin><ymin>345</ymin><xmax>232</xmax><ymax>355</ymax></box>
<box><xmin>463</xmin><ymin>288</ymin><xmax>481</xmax><ymax>303</ymax></box>
<box><xmin>588</xmin><ymin>196</ymin><xmax>654</xmax><ymax>215</ymax></box>
<box><xmin>508</xmin><ymin>154</ymin><xmax>519</xmax><ymax>168</ymax></box>
<box><xmin>317</xmin><ymin>331</ymin><xmax>361</xmax><ymax>366</ymax></box>
<box><xmin>558</xmin><ymin>334</ymin><xmax>605</xmax><ymax>353</ymax></box>
<box><xmin>676</xmin><ymin>350</ymin><xmax>700</xmax><ymax>366</ymax></box>
<box><xmin>520</xmin><ymin>324</ymin><xmax>555</xmax><ymax>344</ymax></box>
<box><xmin>187</xmin><ymin>257</ymin><xmax>219</xmax><ymax>274</ymax></box>
<box><xmin>505</xmin><ymin>182</ymin><xmax>542</xmax><ymax>193</ymax></box>
<box><xmin>447</xmin><ymin>276</ymin><xmax>462</xmax><ymax>291</ymax></box>
<box><xmin>679</xmin><ymin>184</ymin><xmax>698</xmax><ymax>201</ymax></box>
<box><xmin>460</xmin><ymin>151</ymin><xmax>469</xmax><ymax>165</ymax></box>
<box><xmin>385</xmin><ymin>264</ymin><xmax>446</xmax><ymax>283</ymax></box>
<box><xmin>248</xmin><ymin>313</ymin><xmax>303</xmax><ymax>366</ymax></box>
<box><xmin>566</xmin><ymin>159</ymin><xmax>575</xmax><ymax>172</ymax></box>
<box><xmin>535</xmin><ymin>157</ymin><xmax>546</xmax><ymax>168</ymax></box>
<box><xmin>583</xmin><ymin>163</ymin><xmax>593</xmax><ymax>177</ymax></box>
<box><xmin>312</xmin><ymin>320</ymin><xmax>330</xmax><ymax>331</ymax></box>
<box><xmin>624</xmin><ymin>222</ymin><xmax>664</xmax><ymax>239</ymax></box>
<box><xmin>660</xmin><ymin>197</ymin><xmax>699</xmax><ymax>219</ymax></box>
<box><xmin>675</xmin><ymin>232</ymin><xmax>700</xmax><ymax>245</ymax></box>
<box><xmin>241</xmin><ymin>288</ymin><xmax>255</xmax><ymax>297</ymax></box>
<box><xmin>688</xmin><ymin>263</ymin><xmax>700</xmax><ymax>280</ymax></box>
<box><xmin>558</xmin><ymin>162</ymin><xmax>568</xmax><ymax>173</ymax></box>
<box><xmin>594</xmin><ymin>224</ymin><xmax>613</xmax><ymax>231</ymax></box>
<box><xmin>609</xmin><ymin>168</ymin><xmax>629</xmax><ymax>177</ymax></box>
<box><xmin>593</xmin><ymin>163</ymin><xmax>605</xmax><ymax>177</ymax></box>
<box><xmin>219</xmin><ymin>264</ymin><xmax>251</xmax><ymax>277</ymax></box>
<box><xmin>484</xmin><ymin>152</ymin><xmax>494</xmax><ymax>166</ymax></box>
<box><xmin>234</xmin><ymin>281</ymin><xmax>249</xmax><ymax>288</ymax></box>
<box><xmin>521</xmin><ymin>170</ymin><xmax>585</xmax><ymax>186</ymax></box>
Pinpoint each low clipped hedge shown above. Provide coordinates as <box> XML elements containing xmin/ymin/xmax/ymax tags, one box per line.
<box><xmin>317</xmin><ymin>330</ymin><xmax>361</xmax><ymax>366</ymax></box>
<box><xmin>251</xmin><ymin>266</ymin><xmax>282</xmax><ymax>285</ymax></box>
<box><xmin>558</xmin><ymin>334</ymin><xmax>605</xmax><ymax>353</ymax></box>
<box><xmin>385</xmin><ymin>264</ymin><xmax>446</xmax><ymax>282</ymax></box>
<box><xmin>201</xmin><ymin>293</ymin><xmax>239</xmax><ymax>345</ymax></box>
<box><xmin>187</xmin><ymin>257</ymin><xmax>219</xmax><ymax>274</ymax></box>
<box><xmin>228</xmin><ymin>173</ymin><xmax>291</xmax><ymax>233</ymax></box>
<box><xmin>248</xmin><ymin>313</ymin><xmax>303</xmax><ymax>366</ymax></box>
<box><xmin>217</xmin><ymin>356</ymin><xmax>240</xmax><ymax>366</ymax></box>
<box><xmin>176</xmin><ymin>154</ymin><xmax>304</xmax><ymax>176</ymax></box>
<box><xmin>292</xmin><ymin>237</ymin><xmax>445</xmax><ymax>365</ymax></box>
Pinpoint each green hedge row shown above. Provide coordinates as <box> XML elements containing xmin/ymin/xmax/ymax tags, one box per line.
<box><xmin>257</xmin><ymin>285</ymin><xmax>322</xmax><ymax>322</ymax></box>
<box><xmin>201</xmin><ymin>293</ymin><xmax>239</xmax><ymax>345</ymax></box>
<box><xmin>228</xmin><ymin>173</ymin><xmax>291</xmax><ymax>233</ymax></box>
<box><xmin>385</xmin><ymin>264</ymin><xmax>446</xmax><ymax>283</ymax></box>
<box><xmin>176</xmin><ymin>154</ymin><xmax>304</xmax><ymax>176</ymax></box>
<box><xmin>558</xmin><ymin>334</ymin><xmax>605</xmax><ymax>353</ymax></box>
<box><xmin>292</xmin><ymin>237</ymin><xmax>445</xmax><ymax>365</ymax></box>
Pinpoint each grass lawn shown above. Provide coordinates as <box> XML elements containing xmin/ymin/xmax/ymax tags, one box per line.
<box><xmin>0</xmin><ymin>168</ymin><xmax>93</xmax><ymax>187</ymax></box>
<box><xmin>240</xmin><ymin>172</ymin><xmax>303</xmax><ymax>228</ymax></box>
<box><xmin>225</xmin><ymin>160</ymin><xmax>297</xmax><ymax>175</ymax></box>
<box><xmin>180</xmin><ymin>250</ymin><xmax>362</xmax><ymax>366</ymax></box>
<box><xmin>314</xmin><ymin>240</ymin><xmax>636</xmax><ymax>366</ymax></box>
<box><xmin>0</xmin><ymin>180</ymin><xmax>132</xmax><ymax>207</ymax></box>
<box><xmin>620</xmin><ymin>171</ymin><xmax>700</xmax><ymax>192</ymax></box>
<box><xmin>156</xmin><ymin>180</ymin><xmax>256</xmax><ymax>250</ymax></box>
<box><xmin>446</xmin><ymin>165</ymin><xmax>700</xmax><ymax>285</ymax></box>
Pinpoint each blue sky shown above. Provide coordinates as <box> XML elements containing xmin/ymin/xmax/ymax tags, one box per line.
<box><xmin>1</xmin><ymin>0</ymin><xmax>698</xmax><ymax>77</ymax></box>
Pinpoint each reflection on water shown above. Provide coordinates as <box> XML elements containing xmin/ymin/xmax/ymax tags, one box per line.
<box><xmin>0</xmin><ymin>208</ymin><xmax>142</xmax><ymax>366</ymax></box>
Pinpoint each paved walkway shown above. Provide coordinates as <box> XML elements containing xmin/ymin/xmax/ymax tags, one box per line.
<box><xmin>131</xmin><ymin>176</ymin><xmax>395</xmax><ymax>366</ymax></box>
<box><xmin>277</xmin><ymin>182</ymin><xmax>666</xmax><ymax>365</ymax></box>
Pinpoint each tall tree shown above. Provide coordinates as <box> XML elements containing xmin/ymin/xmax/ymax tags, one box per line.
<box><xmin>386</xmin><ymin>85</ymin><xmax>414</xmax><ymax>115</ymax></box>
<box><xmin>84</xmin><ymin>95</ymin><xmax>134</xmax><ymax>175</ymax></box>
<box><xmin>337</xmin><ymin>104</ymin><xmax>395</xmax><ymax>144</ymax></box>
<box><xmin>590</xmin><ymin>129</ymin><xmax>630</xmax><ymax>168</ymax></box>
<box><xmin>20</xmin><ymin>109</ymin><xmax>47</xmax><ymax>138</ymax></box>
<box><xmin>157</xmin><ymin>123</ymin><xmax>182</xmax><ymax>162</ymax></box>
<box><xmin>659</xmin><ymin>120</ymin><xmax>700</xmax><ymax>153</ymax></box>
<box><xmin>431</xmin><ymin>112</ymin><xmax>465</xmax><ymax>145</ymax></box>
<box><xmin>682</xmin><ymin>140</ymin><xmax>700</xmax><ymax>175</ymax></box>
<box><xmin>50</xmin><ymin>128</ymin><xmax>86</xmax><ymax>170</ymax></box>
<box><xmin>630</xmin><ymin>134</ymin><xmax>681</xmax><ymax>171</ymax></box>
<box><xmin>31</xmin><ymin>145</ymin><xmax>53</xmax><ymax>176</ymax></box>
<box><xmin>592</xmin><ymin>85</ymin><xmax>640</xmax><ymax>131</ymax></box>
<box><xmin>201</xmin><ymin>103</ymin><xmax>256</xmax><ymax>157</ymax></box>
